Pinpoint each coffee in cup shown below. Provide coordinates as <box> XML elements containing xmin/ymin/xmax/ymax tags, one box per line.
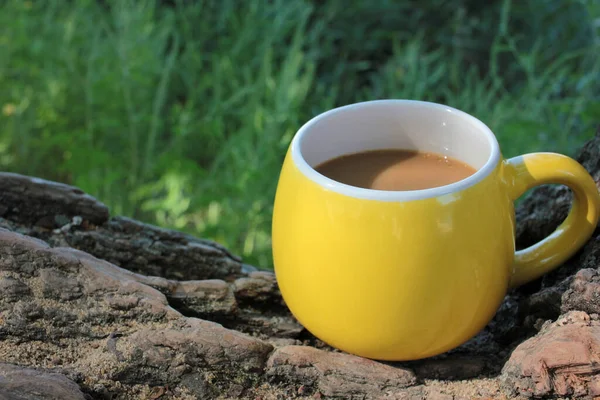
<box><xmin>314</xmin><ymin>149</ymin><xmax>477</xmax><ymax>191</ymax></box>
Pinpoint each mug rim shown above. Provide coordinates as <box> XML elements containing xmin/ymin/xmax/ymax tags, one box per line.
<box><xmin>290</xmin><ymin>99</ymin><xmax>501</xmax><ymax>201</ymax></box>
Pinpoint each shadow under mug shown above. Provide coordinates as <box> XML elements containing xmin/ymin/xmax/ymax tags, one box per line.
<box><xmin>271</xmin><ymin>99</ymin><xmax>600</xmax><ymax>361</ymax></box>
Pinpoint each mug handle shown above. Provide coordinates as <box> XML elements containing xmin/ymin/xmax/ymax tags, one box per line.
<box><xmin>504</xmin><ymin>152</ymin><xmax>600</xmax><ymax>288</ymax></box>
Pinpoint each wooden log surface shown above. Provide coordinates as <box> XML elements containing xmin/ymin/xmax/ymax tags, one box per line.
<box><xmin>0</xmin><ymin>126</ymin><xmax>600</xmax><ymax>399</ymax></box>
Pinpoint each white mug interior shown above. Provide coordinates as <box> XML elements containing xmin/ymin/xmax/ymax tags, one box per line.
<box><xmin>291</xmin><ymin>99</ymin><xmax>501</xmax><ymax>201</ymax></box>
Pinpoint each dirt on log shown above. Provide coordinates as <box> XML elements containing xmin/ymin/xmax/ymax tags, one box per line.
<box><xmin>0</xmin><ymin>127</ymin><xmax>600</xmax><ymax>399</ymax></box>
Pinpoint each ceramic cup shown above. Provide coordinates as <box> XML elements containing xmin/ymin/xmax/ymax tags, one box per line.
<box><xmin>272</xmin><ymin>99</ymin><xmax>600</xmax><ymax>361</ymax></box>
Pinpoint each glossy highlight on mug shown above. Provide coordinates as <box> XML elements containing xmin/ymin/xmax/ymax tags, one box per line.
<box><xmin>271</xmin><ymin>99</ymin><xmax>600</xmax><ymax>361</ymax></box>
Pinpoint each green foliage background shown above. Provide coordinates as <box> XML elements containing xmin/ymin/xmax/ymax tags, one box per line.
<box><xmin>1</xmin><ymin>0</ymin><xmax>599</xmax><ymax>268</ymax></box>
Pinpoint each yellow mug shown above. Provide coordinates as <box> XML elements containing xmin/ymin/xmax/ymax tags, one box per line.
<box><xmin>272</xmin><ymin>99</ymin><xmax>600</xmax><ymax>361</ymax></box>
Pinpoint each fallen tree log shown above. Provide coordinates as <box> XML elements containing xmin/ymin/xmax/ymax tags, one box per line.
<box><xmin>0</xmin><ymin>126</ymin><xmax>599</xmax><ymax>399</ymax></box>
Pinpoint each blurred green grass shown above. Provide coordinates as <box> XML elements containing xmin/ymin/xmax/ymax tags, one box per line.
<box><xmin>1</xmin><ymin>0</ymin><xmax>599</xmax><ymax>269</ymax></box>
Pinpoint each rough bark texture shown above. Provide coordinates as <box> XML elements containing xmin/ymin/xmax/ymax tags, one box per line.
<box><xmin>1</xmin><ymin>126</ymin><xmax>600</xmax><ymax>399</ymax></box>
<box><xmin>266</xmin><ymin>346</ymin><xmax>417</xmax><ymax>398</ymax></box>
<box><xmin>0</xmin><ymin>172</ymin><xmax>109</xmax><ymax>227</ymax></box>
<box><xmin>0</xmin><ymin>363</ymin><xmax>87</xmax><ymax>400</ymax></box>
<box><xmin>0</xmin><ymin>214</ymin><xmax>243</xmax><ymax>281</ymax></box>
<box><xmin>501</xmin><ymin>311</ymin><xmax>600</xmax><ymax>399</ymax></box>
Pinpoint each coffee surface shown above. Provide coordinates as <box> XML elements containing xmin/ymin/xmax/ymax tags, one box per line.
<box><xmin>314</xmin><ymin>149</ymin><xmax>476</xmax><ymax>191</ymax></box>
